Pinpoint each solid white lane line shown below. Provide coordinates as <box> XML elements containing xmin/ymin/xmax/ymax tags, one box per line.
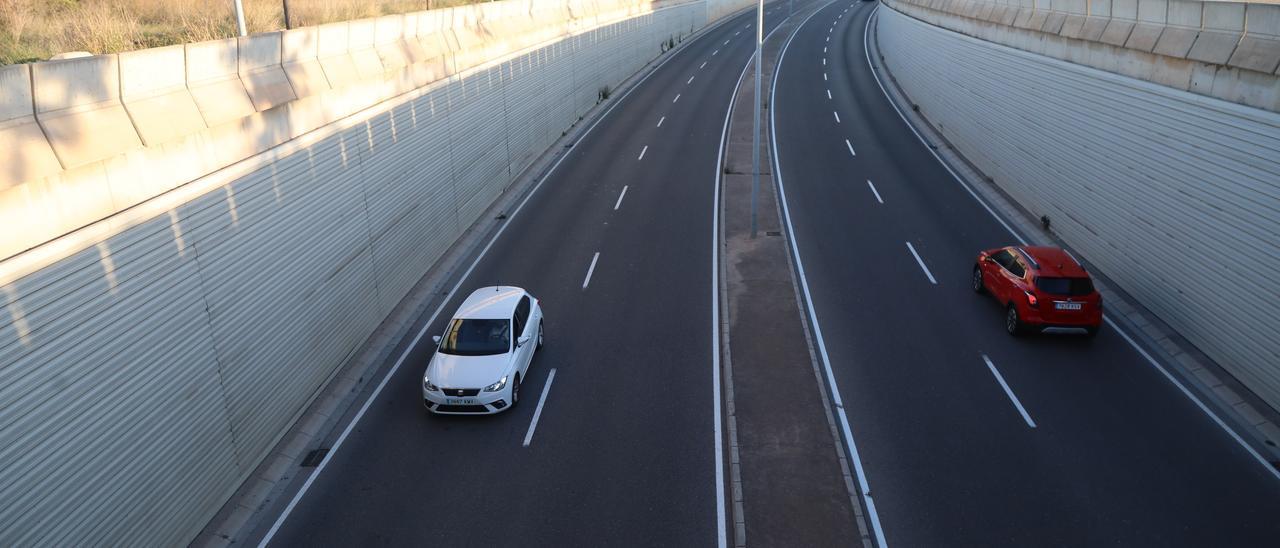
<box><xmin>982</xmin><ymin>356</ymin><xmax>1036</xmax><ymax>428</ymax></box>
<box><xmin>906</xmin><ymin>242</ymin><xmax>937</xmax><ymax>284</ymax></box>
<box><xmin>845</xmin><ymin>139</ymin><xmax>856</xmax><ymax>157</ymax></box>
<box><xmin>688</xmin><ymin>75</ymin><xmax>696</xmax><ymax>84</ymax></box>
<box><xmin>522</xmin><ymin>368</ymin><xmax>557</xmax><ymax>446</ymax></box>
<box><xmin>827</xmin><ymin>89</ymin><xmax>833</xmax><ymax>100</ymax></box>
<box><xmin>582</xmin><ymin>252</ymin><xmax>600</xmax><ymax>289</ymax></box>
<box><xmin>867</xmin><ymin>180</ymin><xmax>883</xmax><ymax>204</ymax></box>
<box><xmin>614</xmin><ymin>185</ymin><xmax>628</xmax><ymax>210</ymax></box>
<box><xmin>833</xmin><ymin>111</ymin><xmax>841</xmax><ymax>123</ymax></box>
<box><xmin>673</xmin><ymin>93</ymin><xmax>681</xmax><ymax>103</ymax></box>
<box><xmin>259</xmin><ymin>10</ymin><xmax>758</xmax><ymax>546</ymax></box>
<box><xmin>700</xmin><ymin>61</ymin><xmax>708</xmax><ymax>69</ymax></box>
<box><xmin>771</xmin><ymin>8</ymin><xmax>888</xmax><ymax>546</ymax></box>
<box><xmin>638</xmin><ymin>145</ymin><xmax>648</xmax><ymax>160</ymax></box>
<box><xmin>657</xmin><ymin>116</ymin><xmax>665</xmax><ymax>127</ymax></box>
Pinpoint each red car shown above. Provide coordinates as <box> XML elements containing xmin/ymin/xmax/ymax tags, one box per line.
<box><xmin>972</xmin><ymin>246</ymin><xmax>1102</xmax><ymax>337</ymax></box>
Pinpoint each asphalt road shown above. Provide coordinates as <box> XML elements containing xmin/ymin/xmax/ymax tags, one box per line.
<box><xmin>771</xmin><ymin>1</ymin><xmax>1280</xmax><ymax>546</ymax></box>
<box><xmin>261</xmin><ymin>5</ymin><xmax>790</xmax><ymax>547</ymax></box>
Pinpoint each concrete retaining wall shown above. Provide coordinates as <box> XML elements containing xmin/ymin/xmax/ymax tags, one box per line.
<box><xmin>876</xmin><ymin>4</ymin><xmax>1280</xmax><ymax>411</ymax></box>
<box><xmin>0</xmin><ymin>0</ymin><xmax>749</xmax><ymax>545</ymax></box>
<box><xmin>884</xmin><ymin>0</ymin><xmax>1280</xmax><ymax>113</ymax></box>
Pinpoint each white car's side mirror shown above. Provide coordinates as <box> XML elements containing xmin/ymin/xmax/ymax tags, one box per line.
<box><xmin>432</xmin><ymin>335</ymin><xmax>442</xmax><ymax>345</ymax></box>
<box><xmin>517</xmin><ymin>335</ymin><xmax>531</xmax><ymax>347</ymax></box>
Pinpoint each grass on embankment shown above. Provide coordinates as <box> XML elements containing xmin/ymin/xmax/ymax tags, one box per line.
<box><xmin>0</xmin><ymin>0</ymin><xmax>487</xmax><ymax>65</ymax></box>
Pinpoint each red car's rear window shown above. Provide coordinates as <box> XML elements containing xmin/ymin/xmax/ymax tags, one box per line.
<box><xmin>1036</xmin><ymin>277</ymin><xmax>1094</xmax><ymax>296</ymax></box>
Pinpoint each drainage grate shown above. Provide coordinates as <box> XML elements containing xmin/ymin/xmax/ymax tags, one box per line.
<box><xmin>766</xmin><ymin>231</ymin><xmax>782</xmax><ymax>237</ymax></box>
<box><xmin>301</xmin><ymin>448</ymin><xmax>329</xmax><ymax>467</ymax></box>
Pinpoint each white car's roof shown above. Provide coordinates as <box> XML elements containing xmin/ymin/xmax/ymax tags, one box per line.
<box><xmin>454</xmin><ymin>286</ymin><xmax>525</xmax><ymax>319</ymax></box>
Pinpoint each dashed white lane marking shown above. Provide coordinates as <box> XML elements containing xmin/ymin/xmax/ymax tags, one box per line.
<box><xmin>673</xmin><ymin>93</ymin><xmax>681</xmax><ymax>103</ymax></box>
<box><xmin>657</xmin><ymin>116</ymin><xmax>665</xmax><ymax>127</ymax></box>
<box><xmin>735</xmin><ymin>31</ymin><xmax>741</xmax><ymax>36</ymax></box>
<box><xmin>724</xmin><ymin>39</ymin><xmax>730</xmax><ymax>45</ymax></box>
<box><xmin>845</xmin><ymin>139</ymin><xmax>856</xmax><ymax>156</ymax></box>
<box><xmin>614</xmin><ymin>185</ymin><xmax>628</xmax><ymax>210</ymax></box>
<box><xmin>700</xmin><ymin>61</ymin><xmax>708</xmax><ymax>69</ymax></box>
<box><xmin>824</xmin><ymin>72</ymin><xmax>828</xmax><ymax>81</ymax></box>
<box><xmin>867</xmin><ymin>180</ymin><xmax>883</xmax><ymax>204</ymax></box>
<box><xmin>823</xmin><ymin>58</ymin><xmax>827</xmax><ymax>65</ymax></box>
<box><xmin>824</xmin><ymin>46</ymin><xmax>828</xmax><ymax>53</ymax></box>
<box><xmin>826</xmin><ymin>36</ymin><xmax>830</xmax><ymax>42</ymax></box>
<box><xmin>713</xmin><ymin>49</ymin><xmax>719</xmax><ymax>55</ymax></box>
<box><xmin>906</xmin><ymin>241</ymin><xmax>937</xmax><ymax>284</ymax></box>
<box><xmin>827</xmin><ymin>89</ymin><xmax>833</xmax><ymax>100</ymax></box>
<box><xmin>638</xmin><ymin>145</ymin><xmax>648</xmax><ymax>160</ymax></box>
<box><xmin>833</xmin><ymin>111</ymin><xmax>841</xmax><ymax>123</ymax></box>
<box><xmin>582</xmin><ymin>252</ymin><xmax>600</xmax><ymax>289</ymax></box>
<box><xmin>522</xmin><ymin>368</ymin><xmax>558</xmax><ymax>446</ymax></box>
<box><xmin>982</xmin><ymin>355</ymin><xmax>1037</xmax><ymax>428</ymax></box>
<box><xmin>688</xmin><ymin>75</ymin><xmax>696</xmax><ymax>84</ymax></box>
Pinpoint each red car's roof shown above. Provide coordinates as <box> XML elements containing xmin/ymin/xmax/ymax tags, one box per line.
<box><xmin>1020</xmin><ymin>246</ymin><xmax>1088</xmax><ymax>278</ymax></box>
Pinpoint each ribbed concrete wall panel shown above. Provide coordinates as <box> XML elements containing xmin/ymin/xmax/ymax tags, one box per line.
<box><xmin>878</xmin><ymin>7</ymin><xmax>1280</xmax><ymax>408</ymax></box>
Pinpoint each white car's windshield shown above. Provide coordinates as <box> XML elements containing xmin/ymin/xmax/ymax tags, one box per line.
<box><xmin>439</xmin><ymin>318</ymin><xmax>510</xmax><ymax>356</ymax></box>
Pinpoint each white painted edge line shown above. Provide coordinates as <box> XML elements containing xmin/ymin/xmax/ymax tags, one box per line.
<box><xmin>614</xmin><ymin>185</ymin><xmax>629</xmax><ymax>210</ymax></box>
<box><xmin>657</xmin><ymin>116</ymin><xmax>666</xmax><ymax>127</ymax></box>
<box><xmin>905</xmin><ymin>242</ymin><xmax>937</xmax><ymax>285</ymax></box>
<box><xmin>771</xmin><ymin>4</ymin><xmax>890</xmax><ymax>547</ymax></box>
<box><xmin>522</xmin><ymin>368</ymin><xmax>557</xmax><ymax>447</ymax></box>
<box><xmin>867</xmin><ymin>180</ymin><xmax>883</xmax><ymax>204</ymax></box>
<box><xmin>255</xmin><ymin>14</ymin><xmax>728</xmax><ymax>542</ymax></box>
<box><xmin>713</xmin><ymin>13</ymin><xmax>796</xmax><ymax>547</ymax></box>
<box><xmin>982</xmin><ymin>355</ymin><xmax>1037</xmax><ymax>428</ymax></box>
<box><xmin>689</xmin><ymin>75</ymin><xmax>697</xmax><ymax>84</ymax></box>
<box><xmin>827</xmin><ymin>89</ymin><xmax>833</xmax><ymax>99</ymax></box>
<box><xmin>582</xmin><ymin>252</ymin><xmax>600</xmax><ymax>289</ymax></box>
<box><xmin>833</xmin><ymin>110</ymin><xmax>840</xmax><ymax>123</ymax></box>
<box><xmin>845</xmin><ymin>139</ymin><xmax>856</xmax><ymax>157</ymax></box>
<box><xmin>861</xmin><ymin>5</ymin><xmax>1280</xmax><ymax>482</ymax></box>
<box><xmin>638</xmin><ymin>145</ymin><xmax>649</xmax><ymax>160</ymax></box>
<box><xmin>674</xmin><ymin>93</ymin><xmax>682</xmax><ymax>103</ymax></box>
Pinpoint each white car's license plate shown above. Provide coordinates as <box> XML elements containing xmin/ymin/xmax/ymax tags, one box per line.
<box><xmin>1054</xmin><ymin>302</ymin><xmax>1082</xmax><ymax>311</ymax></box>
<box><xmin>446</xmin><ymin>398</ymin><xmax>476</xmax><ymax>405</ymax></box>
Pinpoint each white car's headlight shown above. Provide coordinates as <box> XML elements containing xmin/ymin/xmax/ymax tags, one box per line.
<box><xmin>483</xmin><ymin>376</ymin><xmax>508</xmax><ymax>392</ymax></box>
<box><xmin>423</xmin><ymin>377</ymin><xmax>439</xmax><ymax>392</ymax></box>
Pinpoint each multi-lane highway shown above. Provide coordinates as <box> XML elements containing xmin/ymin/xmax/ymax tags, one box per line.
<box><xmin>243</xmin><ymin>1</ymin><xmax>1280</xmax><ymax>546</ymax></box>
<box><xmin>772</xmin><ymin>1</ymin><xmax>1280</xmax><ymax>546</ymax></box>
<box><xmin>256</xmin><ymin>4</ymin><xmax>792</xmax><ymax>546</ymax></box>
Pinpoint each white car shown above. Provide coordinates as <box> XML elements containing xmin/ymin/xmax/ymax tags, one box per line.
<box><xmin>422</xmin><ymin>286</ymin><xmax>543</xmax><ymax>414</ymax></box>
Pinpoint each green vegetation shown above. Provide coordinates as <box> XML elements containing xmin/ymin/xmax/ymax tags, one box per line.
<box><xmin>0</xmin><ymin>0</ymin><xmax>489</xmax><ymax>65</ymax></box>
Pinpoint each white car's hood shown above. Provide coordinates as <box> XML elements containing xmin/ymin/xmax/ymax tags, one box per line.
<box><xmin>426</xmin><ymin>351</ymin><xmax>513</xmax><ymax>389</ymax></box>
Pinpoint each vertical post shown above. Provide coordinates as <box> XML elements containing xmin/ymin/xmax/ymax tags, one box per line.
<box><xmin>233</xmin><ymin>0</ymin><xmax>248</xmax><ymax>36</ymax></box>
<box><xmin>750</xmin><ymin>0</ymin><xmax>763</xmax><ymax>238</ymax></box>
<box><xmin>283</xmin><ymin>0</ymin><xmax>293</xmax><ymax>30</ymax></box>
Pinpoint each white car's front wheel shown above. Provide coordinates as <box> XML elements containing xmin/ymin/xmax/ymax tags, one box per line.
<box><xmin>510</xmin><ymin>374</ymin><xmax>521</xmax><ymax>406</ymax></box>
<box><xmin>537</xmin><ymin>322</ymin><xmax>544</xmax><ymax>349</ymax></box>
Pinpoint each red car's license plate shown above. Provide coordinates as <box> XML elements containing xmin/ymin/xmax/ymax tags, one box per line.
<box><xmin>1054</xmin><ymin>302</ymin><xmax>1082</xmax><ymax>311</ymax></box>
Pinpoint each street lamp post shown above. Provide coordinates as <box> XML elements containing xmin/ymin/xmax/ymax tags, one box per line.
<box><xmin>233</xmin><ymin>0</ymin><xmax>248</xmax><ymax>36</ymax></box>
<box><xmin>750</xmin><ymin>0</ymin><xmax>763</xmax><ymax>238</ymax></box>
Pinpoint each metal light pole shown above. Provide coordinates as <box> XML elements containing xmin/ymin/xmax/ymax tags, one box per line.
<box><xmin>283</xmin><ymin>0</ymin><xmax>293</xmax><ymax>29</ymax></box>
<box><xmin>750</xmin><ymin>0</ymin><xmax>763</xmax><ymax>238</ymax></box>
<box><xmin>233</xmin><ymin>0</ymin><xmax>248</xmax><ymax>36</ymax></box>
